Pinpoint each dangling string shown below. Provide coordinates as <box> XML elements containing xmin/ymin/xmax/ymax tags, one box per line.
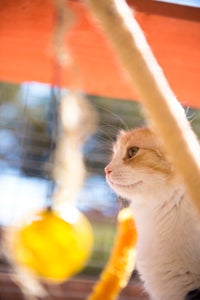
<box><xmin>46</xmin><ymin>0</ymin><xmax>74</xmax><ymax>210</ymax></box>
<box><xmin>52</xmin><ymin>0</ymin><xmax>75</xmax><ymax>68</ymax></box>
<box><xmin>46</xmin><ymin>86</ymin><xmax>60</xmax><ymax>210</ymax></box>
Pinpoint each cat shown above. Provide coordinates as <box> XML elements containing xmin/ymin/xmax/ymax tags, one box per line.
<box><xmin>105</xmin><ymin>127</ymin><xmax>200</xmax><ymax>300</ymax></box>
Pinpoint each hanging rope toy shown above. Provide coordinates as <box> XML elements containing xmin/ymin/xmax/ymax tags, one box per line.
<box><xmin>8</xmin><ymin>88</ymin><xmax>98</xmax><ymax>283</ymax></box>
<box><xmin>6</xmin><ymin>0</ymin><xmax>97</xmax><ymax>286</ymax></box>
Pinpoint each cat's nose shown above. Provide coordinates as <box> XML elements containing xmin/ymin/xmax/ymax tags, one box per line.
<box><xmin>104</xmin><ymin>165</ymin><xmax>112</xmax><ymax>175</ymax></box>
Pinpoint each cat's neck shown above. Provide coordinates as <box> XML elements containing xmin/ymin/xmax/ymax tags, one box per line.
<box><xmin>129</xmin><ymin>181</ymin><xmax>195</xmax><ymax>248</ymax></box>
<box><xmin>130</xmin><ymin>179</ymin><xmax>185</xmax><ymax>220</ymax></box>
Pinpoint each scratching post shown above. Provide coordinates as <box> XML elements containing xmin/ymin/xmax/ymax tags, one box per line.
<box><xmin>84</xmin><ymin>0</ymin><xmax>200</xmax><ymax>214</ymax></box>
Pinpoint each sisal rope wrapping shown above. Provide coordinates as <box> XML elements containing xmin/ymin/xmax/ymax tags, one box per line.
<box><xmin>84</xmin><ymin>0</ymin><xmax>200</xmax><ymax>214</ymax></box>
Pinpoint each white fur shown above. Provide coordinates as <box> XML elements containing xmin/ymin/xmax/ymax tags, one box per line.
<box><xmin>105</xmin><ymin>129</ymin><xmax>200</xmax><ymax>300</ymax></box>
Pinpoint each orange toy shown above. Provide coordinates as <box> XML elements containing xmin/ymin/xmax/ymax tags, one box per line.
<box><xmin>88</xmin><ymin>208</ymin><xmax>137</xmax><ymax>300</ymax></box>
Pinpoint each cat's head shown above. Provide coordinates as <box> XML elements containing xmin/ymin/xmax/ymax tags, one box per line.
<box><xmin>105</xmin><ymin>127</ymin><xmax>175</xmax><ymax>201</ymax></box>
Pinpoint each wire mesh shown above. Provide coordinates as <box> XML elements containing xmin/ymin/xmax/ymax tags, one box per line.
<box><xmin>3</xmin><ymin>80</ymin><xmax>200</xmax><ymax>299</ymax></box>
<box><xmin>0</xmin><ymin>81</ymin><xmax>147</xmax><ymax>299</ymax></box>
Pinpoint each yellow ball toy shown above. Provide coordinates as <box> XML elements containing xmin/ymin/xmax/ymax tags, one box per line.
<box><xmin>12</xmin><ymin>206</ymin><xmax>93</xmax><ymax>282</ymax></box>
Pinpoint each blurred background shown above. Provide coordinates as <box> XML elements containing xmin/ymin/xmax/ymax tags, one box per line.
<box><xmin>0</xmin><ymin>81</ymin><xmax>145</xmax><ymax>276</ymax></box>
<box><xmin>1</xmin><ymin>80</ymin><xmax>200</xmax><ymax>278</ymax></box>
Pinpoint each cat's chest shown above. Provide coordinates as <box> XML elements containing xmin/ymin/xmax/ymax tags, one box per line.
<box><xmin>136</xmin><ymin>221</ymin><xmax>176</xmax><ymax>266</ymax></box>
<box><xmin>135</xmin><ymin>211</ymin><xmax>200</xmax><ymax>300</ymax></box>
<box><xmin>134</xmin><ymin>200</ymin><xmax>197</xmax><ymax>262</ymax></box>
<box><xmin>134</xmin><ymin>201</ymin><xmax>200</xmax><ymax>280</ymax></box>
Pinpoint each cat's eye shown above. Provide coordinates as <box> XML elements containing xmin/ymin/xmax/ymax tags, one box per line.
<box><xmin>127</xmin><ymin>146</ymin><xmax>139</xmax><ymax>159</ymax></box>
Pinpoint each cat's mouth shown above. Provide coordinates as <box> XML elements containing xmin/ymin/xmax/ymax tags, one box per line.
<box><xmin>108</xmin><ymin>179</ymin><xmax>143</xmax><ymax>189</ymax></box>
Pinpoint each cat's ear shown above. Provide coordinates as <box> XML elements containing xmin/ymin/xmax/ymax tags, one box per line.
<box><xmin>119</xmin><ymin>129</ymin><xmax>126</xmax><ymax>136</ymax></box>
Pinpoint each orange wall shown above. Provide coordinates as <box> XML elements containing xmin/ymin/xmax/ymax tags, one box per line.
<box><xmin>0</xmin><ymin>0</ymin><xmax>200</xmax><ymax>107</ymax></box>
